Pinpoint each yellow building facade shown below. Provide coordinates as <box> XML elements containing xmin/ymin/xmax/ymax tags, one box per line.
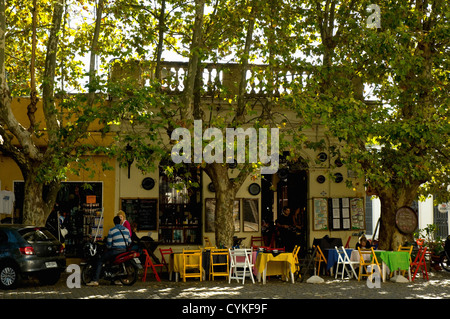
<box><xmin>1</xmin><ymin>63</ymin><xmax>368</xmax><ymax>260</ymax></box>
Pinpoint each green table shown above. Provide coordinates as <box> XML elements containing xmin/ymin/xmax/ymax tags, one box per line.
<box><xmin>374</xmin><ymin>251</ymin><xmax>411</xmax><ymax>281</ymax></box>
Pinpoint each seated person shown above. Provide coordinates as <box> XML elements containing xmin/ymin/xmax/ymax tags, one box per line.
<box><xmin>355</xmin><ymin>235</ymin><xmax>372</xmax><ymax>250</ymax></box>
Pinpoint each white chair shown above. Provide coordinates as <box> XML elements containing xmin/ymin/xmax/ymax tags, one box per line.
<box><xmin>229</xmin><ymin>248</ymin><xmax>255</xmax><ymax>284</ymax></box>
<box><xmin>335</xmin><ymin>246</ymin><xmax>359</xmax><ymax>279</ymax></box>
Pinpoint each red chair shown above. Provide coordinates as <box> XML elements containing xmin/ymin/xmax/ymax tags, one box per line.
<box><xmin>142</xmin><ymin>249</ymin><xmax>164</xmax><ymax>282</ymax></box>
<box><xmin>251</xmin><ymin>236</ymin><xmax>264</xmax><ymax>248</ymax></box>
<box><xmin>344</xmin><ymin>236</ymin><xmax>351</xmax><ymax>248</ymax></box>
<box><xmin>410</xmin><ymin>246</ymin><xmax>429</xmax><ymax>281</ymax></box>
<box><xmin>159</xmin><ymin>247</ymin><xmax>173</xmax><ymax>272</ymax></box>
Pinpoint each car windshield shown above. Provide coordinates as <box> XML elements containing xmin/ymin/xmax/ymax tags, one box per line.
<box><xmin>19</xmin><ymin>228</ymin><xmax>56</xmax><ymax>242</ymax></box>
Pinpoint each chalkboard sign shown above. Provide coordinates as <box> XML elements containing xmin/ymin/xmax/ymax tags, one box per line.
<box><xmin>121</xmin><ymin>198</ymin><xmax>158</xmax><ymax>231</ymax></box>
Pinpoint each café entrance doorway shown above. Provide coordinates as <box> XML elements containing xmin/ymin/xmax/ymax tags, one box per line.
<box><xmin>261</xmin><ymin>157</ymin><xmax>308</xmax><ymax>255</ymax></box>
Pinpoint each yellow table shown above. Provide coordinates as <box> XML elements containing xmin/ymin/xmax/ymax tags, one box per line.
<box><xmin>169</xmin><ymin>252</ymin><xmax>204</xmax><ymax>282</ymax></box>
<box><xmin>254</xmin><ymin>252</ymin><xmax>295</xmax><ymax>284</ymax></box>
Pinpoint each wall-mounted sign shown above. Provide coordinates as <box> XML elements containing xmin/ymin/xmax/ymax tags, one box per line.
<box><xmin>395</xmin><ymin>206</ymin><xmax>418</xmax><ymax>234</ymax></box>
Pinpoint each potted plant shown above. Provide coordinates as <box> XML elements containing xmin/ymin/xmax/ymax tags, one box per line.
<box><xmin>414</xmin><ymin>224</ymin><xmax>443</xmax><ymax>271</ymax></box>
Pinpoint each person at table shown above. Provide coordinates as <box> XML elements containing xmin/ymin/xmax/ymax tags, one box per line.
<box><xmin>276</xmin><ymin>206</ymin><xmax>295</xmax><ymax>251</ymax></box>
<box><xmin>356</xmin><ymin>235</ymin><xmax>372</xmax><ymax>250</ymax></box>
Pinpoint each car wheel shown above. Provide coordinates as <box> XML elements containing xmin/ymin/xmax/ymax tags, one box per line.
<box><xmin>0</xmin><ymin>262</ymin><xmax>20</xmax><ymax>290</ymax></box>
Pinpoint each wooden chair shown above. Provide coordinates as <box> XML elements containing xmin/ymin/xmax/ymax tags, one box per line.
<box><xmin>142</xmin><ymin>249</ymin><xmax>164</xmax><ymax>282</ymax></box>
<box><xmin>357</xmin><ymin>247</ymin><xmax>381</xmax><ymax>281</ymax></box>
<box><xmin>209</xmin><ymin>248</ymin><xmax>229</xmax><ymax>280</ymax></box>
<box><xmin>411</xmin><ymin>246</ymin><xmax>429</xmax><ymax>281</ymax></box>
<box><xmin>335</xmin><ymin>246</ymin><xmax>358</xmax><ymax>279</ymax></box>
<box><xmin>251</xmin><ymin>236</ymin><xmax>264</xmax><ymax>248</ymax></box>
<box><xmin>159</xmin><ymin>247</ymin><xmax>173</xmax><ymax>272</ymax></box>
<box><xmin>312</xmin><ymin>245</ymin><xmax>327</xmax><ymax>276</ymax></box>
<box><xmin>182</xmin><ymin>249</ymin><xmax>203</xmax><ymax>282</ymax></box>
<box><xmin>395</xmin><ymin>245</ymin><xmax>413</xmax><ymax>277</ymax></box>
<box><xmin>344</xmin><ymin>236</ymin><xmax>351</xmax><ymax>248</ymax></box>
<box><xmin>416</xmin><ymin>239</ymin><xmax>433</xmax><ymax>268</ymax></box>
<box><xmin>229</xmin><ymin>248</ymin><xmax>255</xmax><ymax>284</ymax></box>
<box><xmin>292</xmin><ymin>245</ymin><xmax>301</xmax><ymax>278</ymax></box>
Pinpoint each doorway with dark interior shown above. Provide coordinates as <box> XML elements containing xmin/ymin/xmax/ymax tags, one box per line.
<box><xmin>261</xmin><ymin>157</ymin><xmax>308</xmax><ymax>255</ymax></box>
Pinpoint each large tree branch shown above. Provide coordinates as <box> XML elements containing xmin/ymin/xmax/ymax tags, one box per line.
<box><xmin>41</xmin><ymin>1</ymin><xmax>64</xmax><ymax>146</ymax></box>
<box><xmin>182</xmin><ymin>0</ymin><xmax>205</xmax><ymax>122</ymax></box>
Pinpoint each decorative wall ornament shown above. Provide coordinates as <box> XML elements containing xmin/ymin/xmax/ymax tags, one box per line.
<box><xmin>141</xmin><ymin>177</ymin><xmax>155</xmax><ymax>190</ymax></box>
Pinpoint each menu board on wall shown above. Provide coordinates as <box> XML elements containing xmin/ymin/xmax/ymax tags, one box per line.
<box><xmin>329</xmin><ymin>198</ymin><xmax>351</xmax><ymax>230</ymax></box>
<box><xmin>313</xmin><ymin>198</ymin><xmax>328</xmax><ymax>230</ymax></box>
<box><xmin>120</xmin><ymin>198</ymin><xmax>158</xmax><ymax>231</ymax></box>
<box><xmin>350</xmin><ymin>198</ymin><xmax>365</xmax><ymax>230</ymax></box>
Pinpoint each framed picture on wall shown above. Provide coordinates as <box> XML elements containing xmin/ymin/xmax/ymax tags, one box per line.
<box><xmin>243</xmin><ymin>198</ymin><xmax>259</xmax><ymax>232</ymax></box>
<box><xmin>313</xmin><ymin>198</ymin><xmax>328</xmax><ymax>230</ymax></box>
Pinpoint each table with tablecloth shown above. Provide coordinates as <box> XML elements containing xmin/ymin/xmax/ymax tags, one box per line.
<box><xmin>326</xmin><ymin>248</ymin><xmax>354</xmax><ymax>273</ymax></box>
<box><xmin>169</xmin><ymin>251</ymin><xmax>208</xmax><ymax>281</ymax></box>
<box><xmin>350</xmin><ymin>250</ymin><xmax>411</xmax><ymax>282</ymax></box>
<box><xmin>374</xmin><ymin>251</ymin><xmax>411</xmax><ymax>281</ymax></box>
<box><xmin>254</xmin><ymin>252</ymin><xmax>295</xmax><ymax>284</ymax></box>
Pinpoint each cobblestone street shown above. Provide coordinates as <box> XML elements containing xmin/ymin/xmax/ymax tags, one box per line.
<box><xmin>1</xmin><ymin>269</ymin><xmax>449</xmax><ymax>299</ymax></box>
<box><xmin>1</xmin><ymin>269</ymin><xmax>448</xmax><ymax>317</ymax></box>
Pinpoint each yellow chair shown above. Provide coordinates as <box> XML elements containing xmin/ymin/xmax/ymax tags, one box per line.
<box><xmin>292</xmin><ymin>245</ymin><xmax>301</xmax><ymax>279</ymax></box>
<box><xmin>357</xmin><ymin>247</ymin><xmax>381</xmax><ymax>281</ymax></box>
<box><xmin>182</xmin><ymin>249</ymin><xmax>203</xmax><ymax>282</ymax></box>
<box><xmin>204</xmin><ymin>236</ymin><xmax>213</xmax><ymax>247</ymax></box>
<box><xmin>209</xmin><ymin>248</ymin><xmax>230</xmax><ymax>280</ymax></box>
<box><xmin>395</xmin><ymin>245</ymin><xmax>413</xmax><ymax>277</ymax></box>
<box><xmin>398</xmin><ymin>245</ymin><xmax>413</xmax><ymax>263</ymax></box>
<box><xmin>312</xmin><ymin>245</ymin><xmax>327</xmax><ymax>276</ymax></box>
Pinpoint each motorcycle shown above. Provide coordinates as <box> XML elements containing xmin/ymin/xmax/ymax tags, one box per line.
<box><xmin>439</xmin><ymin>235</ymin><xmax>450</xmax><ymax>272</ymax></box>
<box><xmin>81</xmin><ymin>241</ymin><xmax>142</xmax><ymax>286</ymax></box>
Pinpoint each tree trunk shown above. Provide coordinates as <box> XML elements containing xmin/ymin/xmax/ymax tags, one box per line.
<box><xmin>377</xmin><ymin>184</ymin><xmax>420</xmax><ymax>250</ymax></box>
<box><xmin>22</xmin><ymin>178</ymin><xmax>46</xmax><ymax>226</ymax></box>
<box><xmin>378</xmin><ymin>193</ymin><xmax>409</xmax><ymax>251</ymax></box>
<box><xmin>22</xmin><ymin>164</ymin><xmax>60</xmax><ymax>226</ymax></box>
<box><xmin>214</xmin><ymin>184</ymin><xmax>236</xmax><ymax>248</ymax></box>
<box><xmin>205</xmin><ymin>163</ymin><xmax>237</xmax><ymax>248</ymax></box>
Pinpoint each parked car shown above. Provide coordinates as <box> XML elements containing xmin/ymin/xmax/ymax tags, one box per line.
<box><xmin>0</xmin><ymin>225</ymin><xmax>66</xmax><ymax>289</ymax></box>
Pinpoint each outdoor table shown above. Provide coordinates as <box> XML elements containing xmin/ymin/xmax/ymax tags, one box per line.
<box><xmin>326</xmin><ymin>248</ymin><xmax>353</xmax><ymax>273</ymax></box>
<box><xmin>169</xmin><ymin>251</ymin><xmax>207</xmax><ymax>282</ymax></box>
<box><xmin>350</xmin><ymin>249</ymin><xmax>380</xmax><ymax>280</ymax></box>
<box><xmin>350</xmin><ymin>250</ymin><xmax>411</xmax><ymax>282</ymax></box>
<box><xmin>374</xmin><ymin>251</ymin><xmax>411</xmax><ymax>282</ymax></box>
<box><xmin>350</xmin><ymin>249</ymin><xmax>372</xmax><ymax>263</ymax></box>
<box><xmin>254</xmin><ymin>252</ymin><xmax>295</xmax><ymax>284</ymax></box>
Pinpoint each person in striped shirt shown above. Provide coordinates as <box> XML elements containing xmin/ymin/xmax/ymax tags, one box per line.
<box><xmin>87</xmin><ymin>216</ymin><xmax>131</xmax><ymax>286</ymax></box>
<box><xmin>107</xmin><ymin>216</ymin><xmax>132</xmax><ymax>250</ymax></box>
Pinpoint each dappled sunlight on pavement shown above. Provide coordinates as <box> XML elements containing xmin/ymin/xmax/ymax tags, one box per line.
<box><xmin>0</xmin><ymin>270</ymin><xmax>449</xmax><ymax>300</ymax></box>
